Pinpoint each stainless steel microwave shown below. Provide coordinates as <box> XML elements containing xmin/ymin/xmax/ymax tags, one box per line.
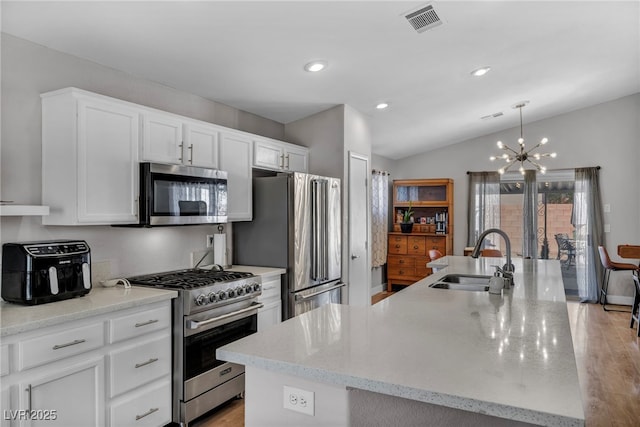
<box><xmin>139</xmin><ymin>163</ymin><xmax>228</xmax><ymax>226</ymax></box>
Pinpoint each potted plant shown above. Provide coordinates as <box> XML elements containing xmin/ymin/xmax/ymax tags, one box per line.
<box><xmin>400</xmin><ymin>203</ymin><xmax>414</xmax><ymax>233</ymax></box>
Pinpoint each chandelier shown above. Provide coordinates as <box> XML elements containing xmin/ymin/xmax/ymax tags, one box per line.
<box><xmin>490</xmin><ymin>102</ymin><xmax>556</xmax><ymax>175</ymax></box>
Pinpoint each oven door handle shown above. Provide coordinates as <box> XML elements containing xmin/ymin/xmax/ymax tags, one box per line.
<box><xmin>295</xmin><ymin>282</ymin><xmax>346</xmax><ymax>301</ymax></box>
<box><xmin>186</xmin><ymin>303</ymin><xmax>263</xmax><ymax>330</ymax></box>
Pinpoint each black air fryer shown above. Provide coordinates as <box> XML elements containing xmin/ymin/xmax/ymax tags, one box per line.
<box><xmin>1</xmin><ymin>240</ymin><xmax>92</xmax><ymax>305</ymax></box>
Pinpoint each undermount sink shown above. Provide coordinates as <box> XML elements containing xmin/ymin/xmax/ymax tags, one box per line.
<box><xmin>429</xmin><ymin>274</ymin><xmax>491</xmax><ymax>292</ymax></box>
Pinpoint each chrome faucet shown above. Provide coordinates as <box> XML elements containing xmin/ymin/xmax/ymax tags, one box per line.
<box><xmin>470</xmin><ymin>228</ymin><xmax>515</xmax><ymax>287</ymax></box>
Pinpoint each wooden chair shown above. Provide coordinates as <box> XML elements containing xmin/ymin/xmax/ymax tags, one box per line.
<box><xmin>631</xmin><ymin>273</ymin><xmax>640</xmax><ymax>336</ymax></box>
<box><xmin>598</xmin><ymin>246</ymin><xmax>639</xmax><ymax>312</ymax></box>
<box><xmin>428</xmin><ymin>249</ymin><xmax>443</xmax><ymax>260</ymax></box>
<box><xmin>480</xmin><ymin>249</ymin><xmax>502</xmax><ymax>257</ymax></box>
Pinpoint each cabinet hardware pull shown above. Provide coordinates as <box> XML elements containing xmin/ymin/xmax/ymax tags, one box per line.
<box><xmin>399</xmin><ymin>260</ymin><xmax>404</xmax><ymax>264</ymax></box>
<box><xmin>188</xmin><ymin>143</ymin><xmax>194</xmax><ymax>164</ymax></box>
<box><xmin>285</xmin><ymin>154</ymin><xmax>290</xmax><ymax>169</ymax></box>
<box><xmin>413</xmin><ymin>245</ymin><xmax>419</xmax><ymax>249</ymax></box>
<box><xmin>135</xmin><ymin>407</ymin><xmax>159</xmax><ymax>421</ymax></box>
<box><xmin>395</xmin><ymin>244</ymin><xmax>400</xmax><ymax>248</ymax></box>
<box><xmin>279</xmin><ymin>154</ymin><xmax>284</xmax><ymax>169</ymax></box>
<box><xmin>52</xmin><ymin>339</ymin><xmax>86</xmax><ymax>350</ymax></box>
<box><xmin>135</xmin><ymin>319</ymin><xmax>159</xmax><ymax>328</ymax></box>
<box><xmin>178</xmin><ymin>142</ymin><xmax>184</xmax><ymax>161</ymax></box>
<box><xmin>25</xmin><ymin>384</ymin><xmax>32</xmax><ymax>412</ymax></box>
<box><xmin>135</xmin><ymin>358</ymin><xmax>159</xmax><ymax>369</ymax></box>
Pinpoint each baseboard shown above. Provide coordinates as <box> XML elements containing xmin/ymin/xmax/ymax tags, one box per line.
<box><xmin>372</xmin><ymin>283</ymin><xmax>384</xmax><ymax>295</ymax></box>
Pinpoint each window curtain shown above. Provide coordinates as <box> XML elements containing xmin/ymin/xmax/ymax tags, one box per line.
<box><xmin>522</xmin><ymin>170</ymin><xmax>538</xmax><ymax>259</ymax></box>
<box><xmin>371</xmin><ymin>170</ymin><xmax>390</xmax><ymax>267</ymax></box>
<box><xmin>574</xmin><ymin>167</ymin><xmax>604</xmax><ymax>302</ymax></box>
<box><xmin>467</xmin><ymin>172</ymin><xmax>501</xmax><ymax>247</ymax></box>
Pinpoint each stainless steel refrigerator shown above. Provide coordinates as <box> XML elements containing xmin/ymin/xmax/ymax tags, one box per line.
<box><xmin>234</xmin><ymin>172</ymin><xmax>343</xmax><ymax>320</ymax></box>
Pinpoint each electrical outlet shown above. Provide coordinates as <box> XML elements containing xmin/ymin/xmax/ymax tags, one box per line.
<box><xmin>206</xmin><ymin>235</ymin><xmax>214</xmax><ymax>248</ymax></box>
<box><xmin>283</xmin><ymin>385</ymin><xmax>314</xmax><ymax>416</ymax></box>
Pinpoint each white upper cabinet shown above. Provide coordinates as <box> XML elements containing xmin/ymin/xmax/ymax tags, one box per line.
<box><xmin>42</xmin><ymin>88</ymin><xmax>140</xmax><ymax>225</ymax></box>
<box><xmin>219</xmin><ymin>131</ymin><xmax>252</xmax><ymax>221</ymax></box>
<box><xmin>183</xmin><ymin>122</ymin><xmax>219</xmax><ymax>169</ymax></box>
<box><xmin>141</xmin><ymin>114</ymin><xmax>219</xmax><ymax>169</ymax></box>
<box><xmin>253</xmin><ymin>137</ymin><xmax>308</xmax><ymax>173</ymax></box>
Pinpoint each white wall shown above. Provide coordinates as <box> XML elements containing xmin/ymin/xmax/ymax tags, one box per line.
<box><xmin>395</xmin><ymin>93</ymin><xmax>640</xmax><ymax>298</ymax></box>
<box><xmin>0</xmin><ymin>34</ymin><xmax>286</xmax><ymax>279</ymax></box>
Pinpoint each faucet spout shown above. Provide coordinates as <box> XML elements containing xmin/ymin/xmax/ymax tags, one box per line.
<box><xmin>470</xmin><ymin>228</ymin><xmax>515</xmax><ymax>286</ymax></box>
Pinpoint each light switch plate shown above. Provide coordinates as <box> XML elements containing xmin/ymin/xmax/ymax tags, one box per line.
<box><xmin>283</xmin><ymin>385</ymin><xmax>314</xmax><ymax>416</ymax></box>
<box><xmin>604</xmin><ymin>224</ymin><xmax>611</xmax><ymax>233</ymax></box>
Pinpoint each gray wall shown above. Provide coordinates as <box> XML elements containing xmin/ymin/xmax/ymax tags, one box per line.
<box><xmin>0</xmin><ymin>34</ymin><xmax>286</xmax><ymax>279</ymax></box>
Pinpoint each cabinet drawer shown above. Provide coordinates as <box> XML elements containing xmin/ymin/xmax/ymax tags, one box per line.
<box><xmin>388</xmin><ymin>236</ymin><xmax>407</xmax><ymax>254</ymax></box>
<box><xmin>407</xmin><ymin>236</ymin><xmax>426</xmax><ymax>255</ymax></box>
<box><xmin>110</xmin><ymin>304</ymin><xmax>171</xmax><ymax>343</ymax></box>
<box><xmin>258</xmin><ymin>277</ymin><xmax>281</xmax><ymax>302</ymax></box>
<box><xmin>110</xmin><ymin>335</ymin><xmax>171</xmax><ymax>397</ymax></box>
<box><xmin>387</xmin><ymin>256</ymin><xmax>415</xmax><ymax>268</ymax></box>
<box><xmin>19</xmin><ymin>322</ymin><xmax>104</xmax><ymax>370</ymax></box>
<box><xmin>387</xmin><ymin>265</ymin><xmax>416</xmax><ymax>278</ymax></box>
<box><xmin>426</xmin><ymin>236</ymin><xmax>446</xmax><ymax>253</ymax></box>
<box><xmin>110</xmin><ymin>378</ymin><xmax>171</xmax><ymax>427</ymax></box>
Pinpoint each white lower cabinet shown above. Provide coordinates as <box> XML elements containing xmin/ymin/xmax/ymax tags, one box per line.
<box><xmin>257</xmin><ymin>275</ymin><xmax>282</xmax><ymax>331</ymax></box>
<box><xmin>16</xmin><ymin>357</ymin><xmax>104</xmax><ymax>427</ymax></box>
<box><xmin>2</xmin><ymin>301</ymin><xmax>172</xmax><ymax>427</ymax></box>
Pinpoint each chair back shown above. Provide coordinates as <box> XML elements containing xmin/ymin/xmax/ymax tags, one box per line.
<box><xmin>481</xmin><ymin>249</ymin><xmax>502</xmax><ymax>257</ymax></box>
<box><xmin>428</xmin><ymin>249</ymin><xmax>443</xmax><ymax>260</ymax></box>
<box><xmin>598</xmin><ymin>246</ymin><xmax>613</xmax><ymax>269</ymax></box>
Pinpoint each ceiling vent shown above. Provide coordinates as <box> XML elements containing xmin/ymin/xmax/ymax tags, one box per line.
<box><xmin>404</xmin><ymin>4</ymin><xmax>442</xmax><ymax>33</ymax></box>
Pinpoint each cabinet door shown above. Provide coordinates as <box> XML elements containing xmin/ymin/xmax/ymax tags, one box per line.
<box><xmin>284</xmin><ymin>146</ymin><xmax>308</xmax><ymax>172</ymax></box>
<box><xmin>141</xmin><ymin>113</ymin><xmax>183</xmax><ymax>164</ymax></box>
<box><xmin>17</xmin><ymin>357</ymin><xmax>104</xmax><ymax>427</ymax></box>
<box><xmin>183</xmin><ymin>122</ymin><xmax>219</xmax><ymax>169</ymax></box>
<box><xmin>77</xmin><ymin>99</ymin><xmax>139</xmax><ymax>224</ymax></box>
<box><xmin>257</xmin><ymin>300</ymin><xmax>282</xmax><ymax>332</ymax></box>
<box><xmin>253</xmin><ymin>139</ymin><xmax>284</xmax><ymax>170</ymax></box>
<box><xmin>219</xmin><ymin>131</ymin><xmax>252</xmax><ymax>221</ymax></box>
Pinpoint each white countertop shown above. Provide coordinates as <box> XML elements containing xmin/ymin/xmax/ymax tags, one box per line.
<box><xmin>0</xmin><ymin>286</ymin><xmax>177</xmax><ymax>337</ymax></box>
<box><xmin>218</xmin><ymin>256</ymin><xmax>584</xmax><ymax>426</ymax></box>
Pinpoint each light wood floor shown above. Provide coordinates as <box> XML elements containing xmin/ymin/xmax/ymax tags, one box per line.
<box><xmin>193</xmin><ymin>293</ymin><xmax>640</xmax><ymax>426</ymax></box>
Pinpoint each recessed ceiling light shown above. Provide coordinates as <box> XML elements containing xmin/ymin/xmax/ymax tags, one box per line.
<box><xmin>471</xmin><ymin>66</ymin><xmax>491</xmax><ymax>77</ymax></box>
<box><xmin>376</xmin><ymin>102</ymin><xmax>389</xmax><ymax>110</ymax></box>
<box><xmin>304</xmin><ymin>60</ymin><xmax>327</xmax><ymax>72</ymax></box>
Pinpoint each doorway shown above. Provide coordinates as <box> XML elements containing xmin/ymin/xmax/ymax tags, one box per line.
<box><xmin>348</xmin><ymin>152</ymin><xmax>370</xmax><ymax>306</ymax></box>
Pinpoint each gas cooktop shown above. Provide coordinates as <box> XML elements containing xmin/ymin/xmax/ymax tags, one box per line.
<box><xmin>128</xmin><ymin>268</ymin><xmax>254</xmax><ymax>290</ymax></box>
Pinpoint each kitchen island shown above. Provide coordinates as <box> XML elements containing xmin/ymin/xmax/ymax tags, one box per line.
<box><xmin>218</xmin><ymin>256</ymin><xmax>584</xmax><ymax>426</ymax></box>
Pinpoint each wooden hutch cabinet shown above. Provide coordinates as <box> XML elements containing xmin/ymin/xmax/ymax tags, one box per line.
<box><xmin>387</xmin><ymin>179</ymin><xmax>454</xmax><ymax>291</ymax></box>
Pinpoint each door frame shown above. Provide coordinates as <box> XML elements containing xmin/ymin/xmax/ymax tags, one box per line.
<box><xmin>347</xmin><ymin>151</ymin><xmax>371</xmax><ymax>306</ymax></box>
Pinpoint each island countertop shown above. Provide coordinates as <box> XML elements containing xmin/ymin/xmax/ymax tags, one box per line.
<box><xmin>218</xmin><ymin>256</ymin><xmax>584</xmax><ymax>426</ymax></box>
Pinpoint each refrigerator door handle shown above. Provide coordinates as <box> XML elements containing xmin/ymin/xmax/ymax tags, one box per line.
<box><xmin>321</xmin><ymin>179</ymin><xmax>329</xmax><ymax>281</ymax></box>
<box><xmin>311</xmin><ymin>179</ymin><xmax>321</xmax><ymax>281</ymax></box>
<box><xmin>295</xmin><ymin>282</ymin><xmax>346</xmax><ymax>301</ymax></box>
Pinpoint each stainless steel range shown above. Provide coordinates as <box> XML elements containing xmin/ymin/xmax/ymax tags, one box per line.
<box><xmin>128</xmin><ymin>267</ymin><xmax>262</xmax><ymax>427</ymax></box>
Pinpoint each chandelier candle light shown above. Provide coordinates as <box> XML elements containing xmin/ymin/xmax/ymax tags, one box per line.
<box><xmin>490</xmin><ymin>102</ymin><xmax>557</xmax><ymax>175</ymax></box>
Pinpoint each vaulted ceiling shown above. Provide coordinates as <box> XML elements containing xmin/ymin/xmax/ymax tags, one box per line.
<box><xmin>2</xmin><ymin>1</ymin><xmax>639</xmax><ymax>159</ymax></box>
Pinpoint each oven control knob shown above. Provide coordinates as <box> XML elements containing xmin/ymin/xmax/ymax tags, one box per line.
<box><xmin>243</xmin><ymin>284</ymin><xmax>253</xmax><ymax>294</ymax></box>
<box><xmin>252</xmin><ymin>282</ymin><xmax>262</xmax><ymax>292</ymax></box>
<box><xmin>227</xmin><ymin>288</ymin><xmax>236</xmax><ymax>298</ymax></box>
<box><xmin>208</xmin><ymin>292</ymin><xmax>218</xmax><ymax>303</ymax></box>
<box><xmin>195</xmin><ymin>294</ymin><xmax>207</xmax><ymax>306</ymax></box>
<box><xmin>218</xmin><ymin>290</ymin><xmax>228</xmax><ymax>300</ymax></box>
<box><xmin>236</xmin><ymin>286</ymin><xmax>245</xmax><ymax>296</ymax></box>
